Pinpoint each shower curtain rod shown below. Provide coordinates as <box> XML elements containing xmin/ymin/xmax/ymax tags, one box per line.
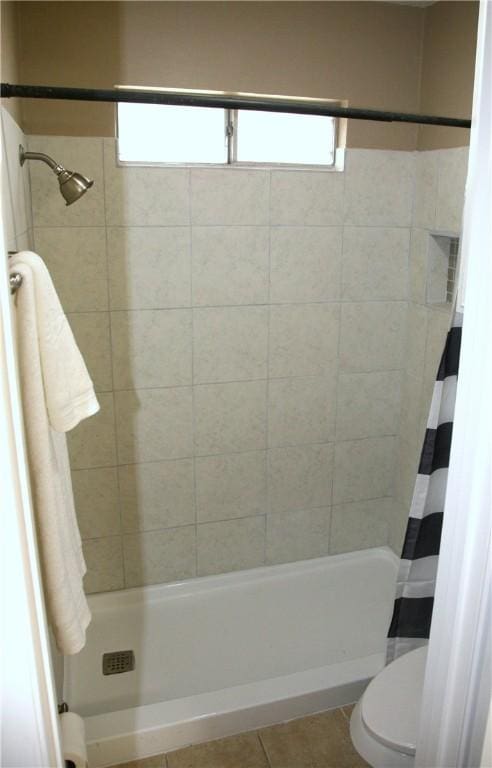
<box><xmin>0</xmin><ymin>83</ymin><xmax>472</xmax><ymax>129</ymax></box>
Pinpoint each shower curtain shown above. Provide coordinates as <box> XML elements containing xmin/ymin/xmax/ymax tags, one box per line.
<box><xmin>387</xmin><ymin>310</ymin><xmax>463</xmax><ymax>663</ymax></box>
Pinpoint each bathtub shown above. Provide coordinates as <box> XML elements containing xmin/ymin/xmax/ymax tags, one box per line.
<box><xmin>64</xmin><ymin>546</ymin><xmax>398</xmax><ymax>767</ymax></box>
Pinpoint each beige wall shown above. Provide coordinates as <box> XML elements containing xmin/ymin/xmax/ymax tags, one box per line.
<box><xmin>9</xmin><ymin>1</ymin><xmax>428</xmax><ymax>149</ymax></box>
<box><xmin>1</xmin><ymin>2</ymin><xmax>479</xmax><ymax>149</ymax></box>
<box><xmin>418</xmin><ymin>1</ymin><xmax>478</xmax><ymax>150</ymax></box>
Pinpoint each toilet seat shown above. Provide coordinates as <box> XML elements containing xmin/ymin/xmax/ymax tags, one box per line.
<box><xmin>350</xmin><ymin>646</ymin><xmax>428</xmax><ymax>767</ymax></box>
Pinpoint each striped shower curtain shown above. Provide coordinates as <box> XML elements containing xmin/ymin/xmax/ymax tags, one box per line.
<box><xmin>387</xmin><ymin>310</ymin><xmax>463</xmax><ymax>663</ymax></box>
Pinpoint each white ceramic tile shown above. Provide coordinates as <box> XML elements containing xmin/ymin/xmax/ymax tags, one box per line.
<box><xmin>111</xmin><ymin>309</ymin><xmax>192</xmax><ymax>389</ymax></box>
<box><xmin>330</xmin><ymin>498</ymin><xmax>391</xmax><ymax>554</ymax></box>
<box><xmin>333</xmin><ymin>436</ymin><xmax>396</xmax><ymax>504</ymax></box>
<box><xmin>197</xmin><ymin>516</ymin><xmax>265</xmax><ymax>576</ymax></box>
<box><xmin>266</xmin><ymin>507</ymin><xmax>330</xmax><ymax>565</ymax></box>
<box><xmin>104</xmin><ymin>138</ymin><xmax>189</xmax><ymax>225</ymax></box>
<box><xmin>341</xmin><ymin>227</ymin><xmax>409</xmax><ymax>301</ymax></box>
<box><xmin>16</xmin><ymin>229</ymin><xmax>34</xmax><ymax>251</ymax></box>
<box><xmin>395</xmin><ymin>437</ymin><xmax>420</xmax><ymax>509</ymax></box>
<box><xmin>2</xmin><ymin>109</ymin><xmax>32</xmax><ymax>236</ymax></box>
<box><xmin>72</xmin><ymin>467</ymin><xmax>120</xmax><ymax>539</ymax></box>
<box><xmin>67</xmin><ymin>392</ymin><xmax>116</xmax><ymax>469</ymax></box>
<box><xmin>33</xmin><ymin>227</ymin><xmax>108</xmax><ymax>312</ymax></box>
<box><xmin>1</xmin><ymin>115</ymin><xmax>16</xmax><ymax>245</ymax></box>
<box><xmin>115</xmin><ymin>387</ymin><xmax>193</xmax><ymax>463</ymax></box>
<box><xmin>123</xmin><ymin>526</ymin><xmax>196</xmax><ymax>587</ymax></box>
<box><xmin>270</xmin><ymin>227</ymin><xmax>342</xmax><ymax>303</ymax></box>
<box><xmin>195</xmin><ymin>450</ymin><xmax>267</xmax><ymax>523</ymax></box>
<box><xmin>409</xmin><ymin>228</ymin><xmax>429</xmax><ymax>305</ymax></box>
<box><xmin>67</xmin><ymin>312</ymin><xmax>112</xmax><ymax>392</ymax></box>
<box><xmin>343</xmin><ymin>149</ymin><xmax>414</xmax><ymax>226</ymax></box>
<box><xmin>427</xmin><ymin>235</ymin><xmax>450</xmax><ymax>304</ymax></box>
<box><xmin>424</xmin><ymin>307</ymin><xmax>452</xmax><ymax>386</ymax></box>
<box><xmin>405</xmin><ymin>303</ymin><xmax>428</xmax><ymax>377</ymax></box>
<box><xmin>419</xmin><ymin>307</ymin><xmax>452</xmax><ymax>429</ymax></box>
<box><xmin>192</xmin><ymin>226</ymin><xmax>269</xmax><ymax>306</ymax></box>
<box><xmin>436</xmin><ymin>147</ymin><xmax>468</xmax><ymax>233</ymax></box>
<box><xmin>119</xmin><ymin>459</ymin><xmax>195</xmax><ymax>532</ymax></box>
<box><xmin>83</xmin><ymin>537</ymin><xmax>124</xmax><ymax>593</ymax></box>
<box><xmin>107</xmin><ymin>227</ymin><xmax>191</xmax><ymax>310</ymax></box>
<box><xmin>268</xmin><ymin>443</ymin><xmax>333</xmax><ymax>514</ymax></box>
<box><xmin>268</xmin><ymin>375</ymin><xmax>336</xmax><ymax>447</ymax></box>
<box><xmin>191</xmin><ymin>169</ymin><xmax>269</xmax><ymax>225</ymax></box>
<box><xmin>193</xmin><ymin>306</ymin><xmax>268</xmax><ymax>384</ymax></box>
<box><xmin>339</xmin><ymin>301</ymin><xmax>406</xmax><ymax>372</ymax></box>
<box><xmin>268</xmin><ymin>303</ymin><xmax>340</xmax><ymax>378</ymax></box>
<box><xmin>336</xmin><ymin>371</ymin><xmax>401</xmax><ymax>440</ymax></box>
<box><xmin>388</xmin><ymin>500</ymin><xmax>411</xmax><ymax>555</ymax></box>
<box><xmin>413</xmin><ymin>150</ymin><xmax>438</xmax><ymax>229</ymax></box>
<box><xmin>399</xmin><ymin>372</ymin><xmax>423</xmax><ymax>448</ymax></box>
<box><xmin>28</xmin><ymin>135</ymin><xmax>104</xmax><ymax>227</ymax></box>
<box><xmin>270</xmin><ymin>170</ymin><xmax>344</xmax><ymax>225</ymax></box>
<box><xmin>194</xmin><ymin>380</ymin><xmax>267</xmax><ymax>455</ymax></box>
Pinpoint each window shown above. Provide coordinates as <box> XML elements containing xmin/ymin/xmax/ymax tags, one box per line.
<box><xmin>234</xmin><ymin>110</ymin><xmax>335</xmax><ymax>166</ymax></box>
<box><xmin>117</xmin><ymin>95</ymin><xmax>342</xmax><ymax>169</ymax></box>
<box><xmin>117</xmin><ymin>103</ymin><xmax>228</xmax><ymax>164</ymax></box>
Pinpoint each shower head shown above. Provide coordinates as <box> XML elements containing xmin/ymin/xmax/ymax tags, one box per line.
<box><xmin>19</xmin><ymin>144</ymin><xmax>93</xmax><ymax>206</ymax></box>
<box><xmin>56</xmin><ymin>168</ymin><xmax>94</xmax><ymax>206</ymax></box>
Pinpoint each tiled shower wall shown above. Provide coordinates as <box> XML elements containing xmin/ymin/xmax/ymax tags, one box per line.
<box><xmin>27</xmin><ymin>136</ymin><xmax>411</xmax><ymax>592</ymax></box>
<box><xmin>19</xmin><ymin>129</ymin><xmax>466</xmax><ymax>592</ymax></box>
<box><xmin>390</xmin><ymin>147</ymin><xmax>468</xmax><ymax>550</ymax></box>
<box><xmin>1</xmin><ymin>109</ymin><xmax>33</xmax><ymax>256</ymax></box>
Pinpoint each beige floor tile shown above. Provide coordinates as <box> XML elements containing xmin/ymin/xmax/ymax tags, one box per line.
<box><xmin>110</xmin><ymin>753</ymin><xmax>166</xmax><ymax>768</ymax></box>
<box><xmin>259</xmin><ymin>709</ymin><xmax>369</xmax><ymax>768</ymax></box>
<box><xmin>167</xmin><ymin>732</ymin><xmax>268</xmax><ymax>768</ymax></box>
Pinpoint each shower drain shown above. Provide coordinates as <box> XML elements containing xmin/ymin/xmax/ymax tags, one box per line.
<box><xmin>102</xmin><ymin>650</ymin><xmax>135</xmax><ymax>675</ymax></box>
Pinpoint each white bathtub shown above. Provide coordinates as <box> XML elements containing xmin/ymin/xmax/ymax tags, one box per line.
<box><xmin>65</xmin><ymin>546</ymin><xmax>397</xmax><ymax>767</ymax></box>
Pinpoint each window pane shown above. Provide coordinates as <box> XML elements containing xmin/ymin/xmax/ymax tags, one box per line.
<box><xmin>118</xmin><ymin>103</ymin><xmax>227</xmax><ymax>163</ymax></box>
<box><xmin>236</xmin><ymin>110</ymin><xmax>335</xmax><ymax>165</ymax></box>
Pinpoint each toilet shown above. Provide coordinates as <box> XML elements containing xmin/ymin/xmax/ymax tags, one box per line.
<box><xmin>350</xmin><ymin>646</ymin><xmax>428</xmax><ymax>767</ymax></box>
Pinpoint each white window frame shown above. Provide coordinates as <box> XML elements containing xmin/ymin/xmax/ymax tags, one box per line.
<box><xmin>115</xmin><ymin>101</ymin><xmax>345</xmax><ymax>171</ymax></box>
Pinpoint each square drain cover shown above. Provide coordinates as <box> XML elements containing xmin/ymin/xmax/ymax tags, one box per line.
<box><xmin>102</xmin><ymin>650</ymin><xmax>135</xmax><ymax>675</ymax></box>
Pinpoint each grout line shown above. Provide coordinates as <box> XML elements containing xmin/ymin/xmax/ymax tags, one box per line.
<box><xmin>93</xmin><ymin>368</ymin><xmax>405</xmax><ymax>394</ymax></box>
<box><xmin>100</xmin><ymin>137</ymin><xmax>126</xmax><ymax>586</ymax></box>
<box><xmin>257</xmin><ymin>730</ymin><xmax>273</xmax><ymax>767</ymax></box>
<box><xmin>263</xmin><ymin>169</ymin><xmax>273</xmax><ymax>564</ymax></box>
<box><xmin>31</xmin><ymin>221</ymin><xmax>419</xmax><ymax>230</ymax></box>
<box><xmin>188</xmin><ymin>167</ymin><xmax>199</xmax><ymax>578</ymax></box>
<box><xmin>70</xmin><ymin>432</ymin><xmax>400</xmax><ymax>472</ymax></box>
<box><xmin>62</xmin><ymin>297</ymin><xmax>411</xmax><ymax>315</ymax></box>
<box><xmin>80</xmin><ymin>493</ymin><xmax>394</xmax><ymax>543</ymax></box>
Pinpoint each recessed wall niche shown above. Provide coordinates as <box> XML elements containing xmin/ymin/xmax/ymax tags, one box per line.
<box><xmin>427</xmin><ymin>234</ymin><xmax>460</xmax><ymax>305</ymax></box>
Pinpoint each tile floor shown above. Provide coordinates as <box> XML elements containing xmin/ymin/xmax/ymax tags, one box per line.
<box><xmin>110</xmin><ymin>705</ymin><xmax>370</xmax><ymax>768</ymax></box>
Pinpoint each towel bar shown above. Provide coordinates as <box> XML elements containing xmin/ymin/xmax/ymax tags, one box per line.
<box><xmin>10</xmin><ymin>272</ymin><xmax>23</xmax><ymax>294</ymax></box>
<box><xmin>8</xmin><ymin>250</ymin><xmax>22</xmax><ymax>294</ymax></box>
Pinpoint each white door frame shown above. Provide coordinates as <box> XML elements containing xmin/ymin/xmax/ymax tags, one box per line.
<box><xmin>0</xmin><ymin>200</ymin><xmax>62</xmax><ymax>763</ymax></box>
<box><xmin>416</xmin><ymin>1</ymin><xmax>492</xmax><ymax>765</ymax></box>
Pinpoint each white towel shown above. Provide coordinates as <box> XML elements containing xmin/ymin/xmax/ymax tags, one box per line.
<box><xmin>10</xmin><ymin>251</ymin><xmax>99</xmax><ymax>654</ymax></box>
<box><xmin>12</xmin><ymin>251</ymin><xmax>99</xmax><ymax>431</ymax></box>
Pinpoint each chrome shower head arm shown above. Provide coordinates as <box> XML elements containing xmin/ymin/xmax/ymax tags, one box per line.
<box><xmin>19</xmin><ymin>145</ymin><xmax>64</xmax><ymax>174</ymax></box>
<box><xmin>18</xmin><ymin>143</ymin><xmax>93</xmax><ymax>205</ymax></box>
